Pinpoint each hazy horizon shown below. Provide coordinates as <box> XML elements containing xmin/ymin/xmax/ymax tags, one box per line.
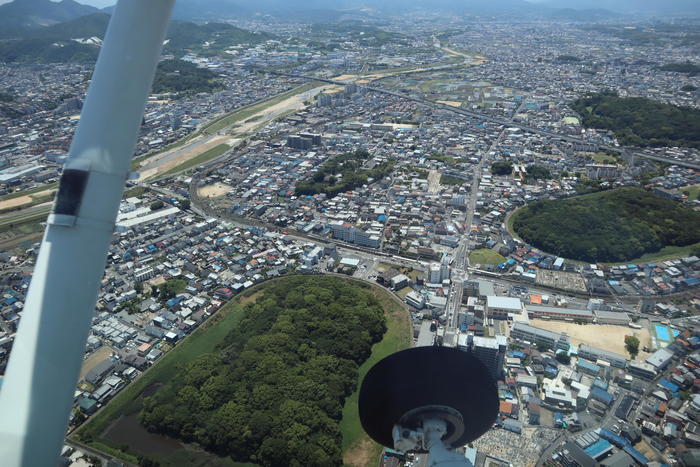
<box><xmin>1</xmin><ymin>0</ymin><xmax>699</xmax><ymax>15</ymax></box>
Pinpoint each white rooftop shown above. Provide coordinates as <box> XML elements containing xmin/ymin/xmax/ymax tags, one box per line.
<box><xmin>487</xmin><ymin>296</ymin><xmax>522</xmax><ymax>311</ymax></box>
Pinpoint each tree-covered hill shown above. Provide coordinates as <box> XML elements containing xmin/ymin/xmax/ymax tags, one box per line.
<box><xmin>139</xmin><ymin>275</ymin><xmax>387</xmax><ymax>466</ymax></box>
<box><xmin>0</xmin><ymin>0</ymin><xmax>98</xmax><ymax>39</ymax></box>
<box><xmin>0</xmin><ymin>13</ymin><xmax>273</xmax><ymax>63</ymax></box>
<box><xmin>511</xmin><ymin>187</ymin><xmax>700</xmax><ymax>263</ymax></box>
<box><xmin>571</xmin><ymin>90</ymin><xmax>700</xmax><ymax>149</ymax></box>
<box><xmin>152</xmin><ymin>59</ymin><xmax>223</xmax><ymax>95</ymax></box>
<box><xmin>657</xmin><ymin>62</ymin><xmax>700</xmax><ymax>74</ymax></box>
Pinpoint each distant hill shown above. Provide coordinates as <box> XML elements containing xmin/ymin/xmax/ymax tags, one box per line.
<box><xmin>23</xmin><ymin>12</ymin><xmax>109</xmax><ymax>40</ymax></box>
<box><xmin>547</xmin><ymin>8</ymin><xmax>622</xmax><ymax>21</ymax></box>
<box><xmin>163</xmin><ymin>21</ymin><xmax>274</xmax><ymax>57</ymax></box>
<box><xmin>540</xmin><ymin>0</ymin><xmax>699</xmax><ymax>15</ymax></box>
<box><xmin>128</xmin><ymin>0</ymin><xmax>540</xmax><ymax>21</ymax></box>
<box><xmin>152</xmin><ymin>59</ymin><xmax>223</xmax><ymax>95</ymax></box>
<box><xmin>0</xmin><ymin>13</ymin><xmax>273</xmax><ymax>64</ymax></box>
<box><xmin>0</xmin><ymin>0</ymin><xmax>98</xmax><ymax>39</ymax></box>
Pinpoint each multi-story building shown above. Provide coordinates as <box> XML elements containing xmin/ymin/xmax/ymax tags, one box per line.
<box><xmin>329</xmin><ymin>221</ymin><xmax>381</xmax><ymax>248</ymax></box>
<box><xmin>428</xmin><ymin>263</ymin><xmax>442</xmax><ymax>284</ymax></box>
<box><xmin>510</xmin><ymin>322</ymin><xmax>570</xmax><ymax>351</ymax></box>
<box><xmin>486</xmin><ymin>296</ymin><xmax>523</xmax><ymax>320</ymax></box>
<box><xmin>628</xmin><ymin>361</ymin><xmax>657</xmax><ymax>380</ymax></box>
<box><xmin>526</xmin><ymin>304</ymin><xmax>594</xmax><ymax>322</ymax></box>
<box><xmin>458</xmin><ymin>334</ymin><xmax>507</xmax><ymax>380</ymax></box>
<box><xmin>578</xmin><ymin>344</ymin><xmax>628</xmax><ymax>369</ymax></box>
<box><xmin>594</xmin><ymin>310</ymin><xmax>631</xmax><ymax>326</ymax></box>
<box><xmin>586</xmin><ymin>164</ymin><xmax>619</xmax><ymax>180</ymax></box>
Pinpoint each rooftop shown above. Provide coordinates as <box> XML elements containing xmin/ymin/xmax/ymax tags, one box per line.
<box><xmin>487</xmin><ymin>296</ymin><xmax>522</xmax><ymax>311</ymax></box>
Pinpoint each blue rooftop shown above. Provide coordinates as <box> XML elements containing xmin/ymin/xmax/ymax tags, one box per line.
<box><xmin>584</xmin><ymin>439</ymin><xmax>612</xmax><ymax>459</ymax></box>
<box><xmin>659</xmin><ymin>378</ymin><xmax>680</xmax><ymax>393</ymax></box>
<box><xmin>599</xmin><ymin>428</ymin><xmax>629</xmax><ymax>448</ymax></box>
<box><xmin>623</xmin><ymin>445</ymin><xmax>649</xmax><ymax>465</ymax></box>
<box><xmin>591</xmin><ymin>387</ymin><xmax>614</xmax><ymax>405</ymax></box>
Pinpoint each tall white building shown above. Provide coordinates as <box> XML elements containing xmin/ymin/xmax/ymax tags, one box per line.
<box><xmin>458</xmin><ymin>335</ymin><xmax>507</xmax><ymax>380</ymax></box>
<box><xmin>329</xmin><ymin>221</ymin><xmax>380</xmax><ymax>248</ymax></box>
<box><xmin>428</xmin><ymin>263</ymin><xmax>442</xmax><ymax>283</ymax></box>
<box><xmin>440</xmin><ymin>255</ymin><xmax>451</xmax><ymax>282</ymax></box>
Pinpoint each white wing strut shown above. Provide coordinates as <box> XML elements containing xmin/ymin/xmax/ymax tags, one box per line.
<box><xmin>0</xmin><ymin>1</ymin><xmax>174</xmax><ymax>464</ymax></box>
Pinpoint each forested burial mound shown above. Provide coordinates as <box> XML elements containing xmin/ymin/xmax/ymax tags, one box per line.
<box><xmin>139</xmin><ymin>275</ymin><xmax>387</xmax><ymax>466</ymax></box>
<box><xmin>511</xmin><ymin>187</ymin><xmax>700</xmax><ymax>263</ymax></box>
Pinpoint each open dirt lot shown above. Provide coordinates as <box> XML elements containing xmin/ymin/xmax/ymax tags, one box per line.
<box><xmin>531</xmin><ymin>319</ymin><xmax>652</xmax><ymax>359</ymax></box>
<box><xmin>79</xmin><ymin>345</ymin><xmax>113</xmax><ymax>380</ymax></box>
<box><xmin>197</xmin><ymin>182</ymin><xmax>233</xmax><ymax>198</ymax></box>
<box><xmin>0</xmin><ymin>195</ymin><xmax>34</xmax><ymax>210</ymax></box>
<box><xmin>331</xmin><ymin>74</ymin><xmax>357</xmax><ymax>81</ymax></box>
<box><xmin>436</xmin><ymin>100</ymin><xmax>462</xmax><ymax>107</ymax></box>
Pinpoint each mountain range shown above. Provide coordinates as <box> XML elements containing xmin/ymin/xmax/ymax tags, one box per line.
<box><xmin>0</xmin><ymin>0</ymin><xmax>98</xmax><ymax>38</ymax></box>
<box><xmin>0</xmin><ymin>11</ymin><xmax>273</xmax><ymax>64</ymax></box>
<box><xmin>2</xmin><ymin>0</ymin><xmax>698</xmax><ymax>24</ymax></box>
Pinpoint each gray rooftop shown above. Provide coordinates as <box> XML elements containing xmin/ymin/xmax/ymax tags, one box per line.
<box><xmin>512</xmin><ymin>322</ymin><xmax>567</xmax><ymax>341</ymax></box>
<box><xmin>579</xmin><ymin>344</ymin><xmax>627</xmax><ymax>363</ymax></box>
<box><xmin>527</xmin><ymin>304</ymin><xmax>593</xmax><ymax>318</ymax></box>
<box><xmin>594</xmin><ymin>310</ymin><xmax>631</xmax><ymax>320</ymax></box>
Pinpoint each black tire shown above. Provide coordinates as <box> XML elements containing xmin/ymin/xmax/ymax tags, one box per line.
<box><xmin>358</xmin><ymin>346</ymin><xmax>498</xmax><ymax>449</ymax></box>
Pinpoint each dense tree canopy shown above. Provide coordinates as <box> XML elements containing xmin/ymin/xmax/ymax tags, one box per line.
<box><xmin>525</xmin><ymin>165</ymin><xmax>551</xmax><ymax>182</ymax></box>
<box><xmin>657</xmin><ymin>62</ymin><xmax>700</xmax><ymax>74</ymax></box>
<box><xmin>152</xmin><ymin>59</ymin><xmax>222</xmax><ymax>95</ymax></box>
<box><xmin>157</xmin><ymin>279</ymin><xmax>187</xmax><ymax>301</ymax></box>
<box><xmin>571</xmin><ymin>90</ymin><xmax>700</xmax><ymax>149</ymax></box>
<box><xmin>140</xmin><ymin>276</ymin><xmax>387</xmax><ymax>466</ymax></box>
<box><xmin>295</xmin><ymin>149</ymin><xmax>394</xmax><ymax>198</ymax></box>
<box><xmin>491</xmin><ymin>161</ymin><xmax>513</xmax><ymax>176</ymax></box>
<box><xmin>512</xmin><ymin>187</ymin><xmax>700</xmax><ymax>263</ymax></box>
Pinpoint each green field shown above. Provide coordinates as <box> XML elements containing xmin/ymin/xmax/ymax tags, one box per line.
<box><xmin>681</xmin><ymin>185</ymin><xmax>700</xmax><ymax>201</ymax></box>
<box><xmin>0</xmin><ymin>206</ymin><xmax>51</xmax><ymax>232</ymax></box>
<box><xmin>590</xmin><ymin>153</ymin><xmax>618</xmax><ymax>164</ymax></box>
<box><xmin>469</xmin><ymin>248</ymin><xmax>507</xmax><ymax>266</ymax></box>
<box><xmin>75</xmin><ymin>276</ymin><xmax>411</xmax><ymax>466</ymax></box>
<box><xmin>161</xmin><ymin>143</ymin><xmax>231</xmax><ymax>177</ymax></box>
<box><xmin>602</xmin><ymin>242</ymin><xmax>700</xmax><ymax>266</ymax></box>
<box><xmin>339</xmin><ymin>280</ymin><xmax>412</xmax><ymax>464</ymax></box>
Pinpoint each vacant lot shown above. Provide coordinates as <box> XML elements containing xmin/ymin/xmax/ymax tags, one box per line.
<box><xmin>470</xmin><ymin>248</ymin><xmax>506</xmax><ymax>266</ymax></box>
<box><xmin>197</xmin><ymin>182</ymin><xmax>232</xmax><ymax>198</ymax></box>
<box><xmin>531</xmin><ymin>319</ymin><xmax>652</xmax><ymax>359</ymax></box>
<box><xmin>79</xmin><ymin>346</ymin><xmax>113</xmax><ymax>381</ymax></box>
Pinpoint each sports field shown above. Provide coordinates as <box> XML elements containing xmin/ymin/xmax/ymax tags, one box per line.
<box><xmin>530</xmin><ymin>319</ymin><xmax>652</xmax><ymax>359</ymax></box>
